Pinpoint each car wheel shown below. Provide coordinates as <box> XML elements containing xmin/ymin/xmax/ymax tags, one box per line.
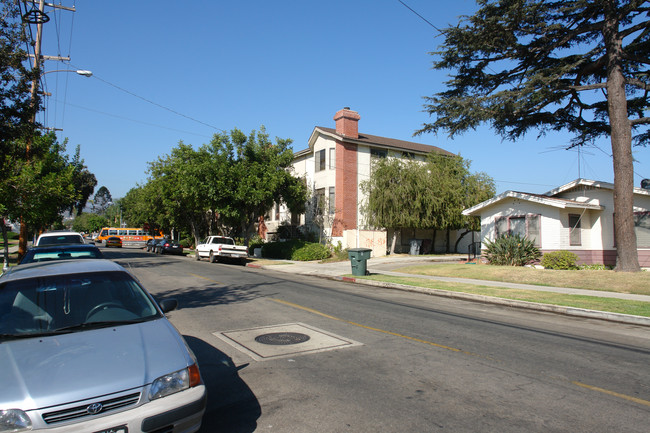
<box><xmin>209</xmin><ymin>251</ymin><xmax>217</xmax><ymax>263</ymax></box>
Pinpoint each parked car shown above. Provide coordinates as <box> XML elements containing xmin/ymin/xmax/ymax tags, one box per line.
<box><xmin>145</xmin><ymin>238</ymin><xmax>157</xmax><ymax>252</ymax></box>
<box><xmin>35</xmin><ymin>230</ymin><xmax>85</xmax><ymax>246</ymax></box>
<box><xmin>0</xmin><ymin>259</ymin><xmax>206</xmax><ymax>432</ymax></box>
<box><xmin>19</xmin><ymin>244</ymin><xmax>103</xmax><ymax>264</ymax></box>
<box><xmin>154</xmin><ymin>238</ymin><xmax>184</xmax><ymax>255</ymax></box>
<box><xmin>195</xmin><ymin>236</ymin><xmax>248</xmax><ymax>264</ymax></box>
<box><xmin>105</xmin><ymin>236</ymin><xmax>122</xmax><ymax>248</ymax></box>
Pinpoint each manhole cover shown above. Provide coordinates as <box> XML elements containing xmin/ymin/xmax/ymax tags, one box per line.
<box><xmin>255</xmin><ymin>332</ymin><xmax>311</xmax><ymax>345</ymax></box>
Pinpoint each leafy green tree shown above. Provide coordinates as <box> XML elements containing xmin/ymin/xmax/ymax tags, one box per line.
<box><xmin>0</xmin><ymin>133</ymin><xmax>79</xmax><ymax>262</ymax></box>
<box><xmin>125</xmin><ymin>128</ymin><xmax>309</xmax><ymax>246</ymax></box>
<box><xmin>92</xmin><ymin>186</ymin><xmax>113</xmax><ymax>215</ymax></box>
<box><xmin>143</xmin><ymin>142</ymin><xmax>211</xmax><ymax>242</ymax></box>
<box><xmin>0</xmin><ymin>2</ymin><xmax>42</xmax><ymax>265</ymax></box>
<box><xmin>0</xmin><ymin>3</ymin><xmax>40</xmax><ymax>158</ymax></box>
<box><xmin>68</xmin><ymin>145</ymin><xmax>97</xmax><ymax>216</ymax></box>
<box><xmin>418</xmin><ymin>0</ymin><xmax>649</xmax><ymax>271</ymax></box>
<box><xmin>71</xmin><ymin>213</ymin><xmax>109</xmax><ymax>234</ymax></box>
<box><xmin>206</xmin><ymin>127</ymin><xmax>308</xmax><ymax>244</ymax></box>
<box><xmin>361</xmin><ymin>154</ymin><xmax>494</xmax><ymax>253</ymax></box>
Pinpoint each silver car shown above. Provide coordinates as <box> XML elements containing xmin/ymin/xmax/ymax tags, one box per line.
<box><xmin>0</xmin><ymin>259</ymin><xmax>206</xmax><ymax>432</ymax></box>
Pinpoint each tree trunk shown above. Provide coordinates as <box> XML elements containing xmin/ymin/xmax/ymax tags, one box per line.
<box><xmin>390</xmin><ymin>229</ymin><xmax>398</xmax><ymax>254</ymax></box>
<box><xmin>2</xmin><ymin>220</ymin><xmax>9</xmax><ymax>272</ymax></box>
<box><xmin>603</xmin><ymin>6</ymin><xmax>640</xmax><ymax>272</ymax></box>
<box><xmin>18</xmin><ymin>217</ymin><xmax>27</xmax><ymax>263</ymax></box>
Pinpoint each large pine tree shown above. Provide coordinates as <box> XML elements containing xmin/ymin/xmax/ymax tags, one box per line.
<box><xmin>418</xmin><ymin>0</ymin><xmax>649</xmax><ymax>271</ymax></box>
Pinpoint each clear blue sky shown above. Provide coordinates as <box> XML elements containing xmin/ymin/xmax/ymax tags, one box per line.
<box><xmin>33</xmin><ymin>0</ymin><xmax>649</xmax><ymax>199</ymax></box>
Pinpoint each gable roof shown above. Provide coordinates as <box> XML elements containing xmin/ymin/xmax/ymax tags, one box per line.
<box><xmin>295</xmin><ymin>126</ymin><xmax>454</xmax><ymax>158</ymax></box>
<box><xmin>462</xmin><ymin>190</ymin><xmax>604</xmax><ymax>217</ymax></box>
<box><xmin>545</xmin><ymin>178</ymin><xmax>650</xmax><ymax>197</ymax></box>
<box><xmin>463</xmin><ymin>178</ymin><xmax>650</xmax><ymax>217</ymax></box>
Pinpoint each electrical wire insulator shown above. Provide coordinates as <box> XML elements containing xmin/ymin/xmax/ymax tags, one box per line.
<box><xmin>22</xmin><ymin>8</ymin><xmax>50</xmax><ymax>24</ymax></box>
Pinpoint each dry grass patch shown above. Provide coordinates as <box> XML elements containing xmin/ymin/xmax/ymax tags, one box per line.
<box><xmin>394</xmin><ymin>263</ymin><xmax>650</xmax><ymax>296</ymax></box>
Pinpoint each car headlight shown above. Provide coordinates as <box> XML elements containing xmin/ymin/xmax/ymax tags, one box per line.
<box><xmin>0</xmin><ymin>409</ymin><xmax>32</xmax><ymax>432</ymax></box>
<box><xmin>149</xmin><ymin>364</ymin><xmax>202</xmax><ymax>400</ymax></box>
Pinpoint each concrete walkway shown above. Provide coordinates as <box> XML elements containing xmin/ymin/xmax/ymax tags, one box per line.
<box><xmin>249</xmin><ymin>255</ymin><xmax>650</xmax><ymax>327</ymax></box>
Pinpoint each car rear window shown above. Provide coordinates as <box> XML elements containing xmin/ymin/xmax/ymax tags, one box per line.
<box><xmin>37</xmin><ymin>235</ymin><xmax>84</xmax><ymax>245</ymax></box>
<box><xmin>24</xmin><ymin>249</ymin><xmax>102</xmax><ymax>263</ymax></box>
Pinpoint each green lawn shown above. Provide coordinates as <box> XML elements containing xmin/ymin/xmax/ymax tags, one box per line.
<box><xmin>393</xmin><ymin>263</ymin><xmax>650</xmax><ymax>295</ymax></box>
<box><xmin>352</xmin><ymin>263</ymin><xmax>650</xmax><ymax>317</ymax></box>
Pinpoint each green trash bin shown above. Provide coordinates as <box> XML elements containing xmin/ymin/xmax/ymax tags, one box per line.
<box><xmin>348</xmin><ymin>248</ymin><xmax>372</xmax><ymax>276</ymax></box>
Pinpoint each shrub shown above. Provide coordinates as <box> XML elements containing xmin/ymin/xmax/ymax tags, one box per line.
<box><xmin>580</xmin><ymin>263</ymin><xmax>613</xmax><ymax>271</ymax></box>
<box><xmin>292</xmin><ymin>242</ymin><xmax>331</xmax><ymax>261</ymax></box>
<box><xmin>541</xmin><ymin>250</ymin><xmax>579</xmax><ymax>270</ymax></box>
<box><xmin>261</xmin><ymin>239</ymin><xmax>332</xmax><ymax>261</ymax></box>
<box><xmin>483</xmin><ymin>234</ymin><xmax>541</xmax><ymax>266</ymax></box>
<box><xmin>248</xmin><ymin>236</ymin><xmax>265</xmax><ymax>255</ymax></box>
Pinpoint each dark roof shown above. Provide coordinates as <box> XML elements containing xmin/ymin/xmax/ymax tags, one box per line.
<box><xmin>315</xmin><ymin>126</ymin><xmax>454</xmax><ymax>156</ymax></box>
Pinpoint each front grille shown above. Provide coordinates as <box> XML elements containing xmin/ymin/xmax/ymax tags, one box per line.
<box><xmin>42</xmin><ymin>392</ymin><xmax>141</xmax><ymax>424</ymax></box>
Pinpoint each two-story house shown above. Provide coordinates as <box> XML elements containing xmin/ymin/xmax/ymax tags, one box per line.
<box><xmin>265</xmin><ymin>107</ymin><xmax>457</xmax><ymax>256</ymax></box>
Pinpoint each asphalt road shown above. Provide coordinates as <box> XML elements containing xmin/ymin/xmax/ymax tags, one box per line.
<box><xmin>104</xmin><ymin>247</ymin><xmax>650</xmax><ymax>433</ymax></box>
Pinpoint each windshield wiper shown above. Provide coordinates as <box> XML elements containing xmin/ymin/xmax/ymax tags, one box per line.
<box><xmin>0</xmin><ymin>332</ymin><xmax>50</xmax><ymax>341</ymax></box>
<box><xmin>52</xmin><ymin>318</ymin><xmax>150</xmax><ymax>333</ymax></box>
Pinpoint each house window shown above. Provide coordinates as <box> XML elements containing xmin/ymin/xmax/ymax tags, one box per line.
<box><xmin>569</xmin><ymin>214</ymin><xmax>582</xmax><ymax>246</ymax></box>
<box><xmin>329</xmin><ymin>148</ymin><xmax>335</xmax><ymax>169</ymax></box>
<box><xmin>495</xmin><ymin>214</ymin><xmax>541</xmax><ymax>247</ymax></box>
<box><xmin>315</xmin><ymin>149</ymin><xmax>326</xmax><ymax>172</ymax></box>
<box><xmin>329</xmin><ymin>187</ymin><xmax>335</xmax><ymax>214</ymax></box>
<box><xmin>510</xmin><ymin>216</ymin><xmax>526</xmax><ymax>238</ymax></box>
<box><xmin>371</xmin><ymin>148</ymin><xmax>387</xmax><ymax>159</ymax></box>
<box><xmin>634</xmin><ymin>211</ymin><xmax>650</xmax><ymax>248</ymax></box>
<box><xmin>314</xmin><ymin>188</ymin><xmax>325</xmax><ymax>215</ymax></box>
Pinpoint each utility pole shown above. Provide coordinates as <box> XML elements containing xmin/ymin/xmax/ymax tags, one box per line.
<box><xmin>17</xmin><ymin>0</ymin><xmax>75</xmax><ymax>261</ymax></box>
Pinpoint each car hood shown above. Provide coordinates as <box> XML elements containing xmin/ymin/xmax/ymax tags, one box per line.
<box><xmin>0</xmin><ymin>318</ymin><xmax>191</xmax><ymax>410</ymax></box>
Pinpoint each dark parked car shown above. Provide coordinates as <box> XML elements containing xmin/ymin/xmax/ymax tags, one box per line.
<box><xmin>154</xmin><ymin>238</ymin><xmax>184</xmax><ymax>255</ymax></box>
<box><xmin>19</xmin><ymin>244</ymin><xmax>103</xmax><ymax>265</ymax></box>
<box><xmin>145</xmin><ymin>238</ymin><xmax>158</xmax><ymax>252</ymax></box>
<box><xmin>0</xmin><ymin>259</ymin><xmax>206</xmax><ymax>432</ymax></box>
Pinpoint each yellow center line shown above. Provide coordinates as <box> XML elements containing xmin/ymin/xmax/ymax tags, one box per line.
<box><xmin>572</xmin><ymin>381</ymin><xmax>650</xmax><ymax>407</ymax></box>
<box><xmin>271</xmin><ymin>298</ymin><xmax>474</xmax><ymax>355</ymax></box>
<box><xmin>271</xmin><ymin>299</ymin><xmax>650</xmax><ymax>408</ymax></box>
<box><xmin>188</xmin><ymin>273</ymin><xmax>223</xmax><ymax>285</ymax></box>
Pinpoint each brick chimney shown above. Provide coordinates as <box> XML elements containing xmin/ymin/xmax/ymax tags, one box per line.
<box><xmin>334</xmin><ymin>107</ymin><xmax>361</xmax><ymax>139</ymax></box>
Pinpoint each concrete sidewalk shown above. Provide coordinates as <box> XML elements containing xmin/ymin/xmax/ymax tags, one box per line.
<box><xmin>248</xmin><ymin>255</ymin><xmax>650</xmax><ymax>327</ymax></box>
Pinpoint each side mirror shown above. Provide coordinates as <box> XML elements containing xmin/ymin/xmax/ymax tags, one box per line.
<box><xmin>158</xmin><ymin>298</ymin><xmax>178</xmax><ymax>313</ymax></box>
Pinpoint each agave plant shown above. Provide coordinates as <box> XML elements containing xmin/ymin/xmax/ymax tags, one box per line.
<box><xmin>483</xmin><ymin>234</ymin><xmax>541</xmax><ymax>266</ymax></box>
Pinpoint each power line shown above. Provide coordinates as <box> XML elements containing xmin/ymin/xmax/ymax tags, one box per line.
<box><xmin>396</xmin><ymin>0</ymin><xmax>444</xmax><ymax>34</ymax></box>
<box><xmin>74</xmin><ymin>68</ymin><xmax>226</xmax><ymax>133</ymax></box>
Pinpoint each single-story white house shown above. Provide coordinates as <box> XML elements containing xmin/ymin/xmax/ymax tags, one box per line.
<box><xmin>462</xmin><ymin>178</ymin><xmax>650</xmax><ymax>266</ymax></box>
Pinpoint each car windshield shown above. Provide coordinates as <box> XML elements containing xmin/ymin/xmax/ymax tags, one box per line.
<box><xmin>0</xmin><ymin>271</ymin><xmax>161</xmax><ymax>339</ymax></box>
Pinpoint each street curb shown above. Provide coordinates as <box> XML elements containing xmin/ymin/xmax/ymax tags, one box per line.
<box><xmin>247</xmin><ymin>263</ymin><xmax>650</xmax><ymax>328</ymax></box>
<box><xmin>334</xmin><ymin>275</ymin><xmax>650</xmax><ymax>327</ymax></box>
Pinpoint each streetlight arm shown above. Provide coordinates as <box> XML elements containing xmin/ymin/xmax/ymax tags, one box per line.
<box><xmin>43</xmin><ymin>69</ymin><xmax>93</xmax><ymax>77</ymax></box>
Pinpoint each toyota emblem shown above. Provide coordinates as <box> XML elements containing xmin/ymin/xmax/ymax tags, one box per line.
<box><xmin>86</xmin><ymin>402</ymin><xmax>103</xmax><ymax>415</ymax></box>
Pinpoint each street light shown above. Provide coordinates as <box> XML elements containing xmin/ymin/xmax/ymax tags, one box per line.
<box><xmin>44</xmin><ymin>69</ymin><xmax>93</xmax><ymax>77</ymax></box>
